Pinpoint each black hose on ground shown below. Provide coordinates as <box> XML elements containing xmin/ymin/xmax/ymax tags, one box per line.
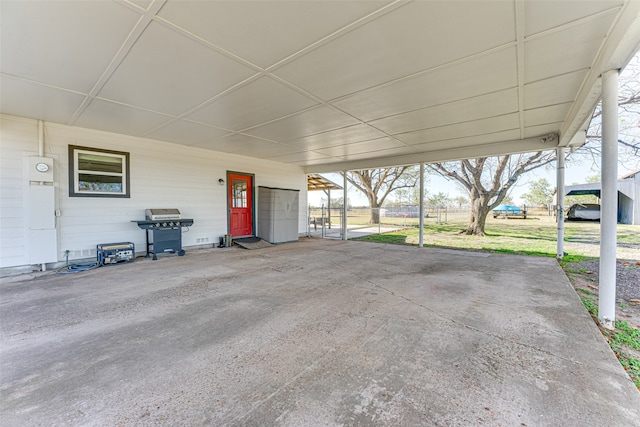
<box><xmin>56</xmin><ymin>250</ymin><xmax>100</xmax><ymax>274</ymax></box>
<box><xmin>56</xmin><ymin>262</ymin><xmax>100</xmax><ymax>274</ymax></box>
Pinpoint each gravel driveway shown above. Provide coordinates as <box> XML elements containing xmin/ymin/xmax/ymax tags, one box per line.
<box><xmin>566</xmin><ymin>258</ymin><xmax>640</xmax><ymax>327</ymax></box>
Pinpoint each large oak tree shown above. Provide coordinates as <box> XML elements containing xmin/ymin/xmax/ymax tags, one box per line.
<box><xmin>430</xmin><ymin>153</ymin><xmax>555</xmax><ymax>236</ymax></box>
<box><xmin>347</xmin><ymin>167</ymin><xmax>419</xmax><ymax>224</ymax></box>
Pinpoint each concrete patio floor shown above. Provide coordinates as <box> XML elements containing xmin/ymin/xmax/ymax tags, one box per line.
<box><xmin>1</xmin><ymin>238</ymin><xmax>639</xmax><ymax>426</ymax></box>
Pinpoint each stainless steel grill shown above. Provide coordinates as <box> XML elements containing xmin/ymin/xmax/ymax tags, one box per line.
<box><xmin>145</xmin><ymin>208</ymin><xmax>181</xmax><ymax>221</ymax></box>
<box><xmin>133</xmin><ymin>209</ymin><xmax>193</xmax><ymax>260</ymax></box>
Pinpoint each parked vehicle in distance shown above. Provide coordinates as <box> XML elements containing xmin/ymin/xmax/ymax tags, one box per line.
<box><xmin>492</xmin><ymin>204</ymin><xmax>527</xmax><ymax>219</ymax></box>
<box><xmin>567</xmin><ymin>203</ymin><xmax>600</xmax><ymax>221</ymax></box>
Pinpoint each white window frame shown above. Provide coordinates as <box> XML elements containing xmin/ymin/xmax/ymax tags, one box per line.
<box><xmin>69</xmin><ymin>145</ymin><xmax>130</xmax><ymax>198</ymax></box>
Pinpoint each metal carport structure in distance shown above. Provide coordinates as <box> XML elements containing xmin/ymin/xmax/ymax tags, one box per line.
<box><xmin>564</xmin><ymin>170</ymin><xmax>640</xmax><ymax>225</ymax></box>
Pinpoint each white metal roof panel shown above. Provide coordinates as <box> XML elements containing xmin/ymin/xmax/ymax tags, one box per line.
<box><xmin>1</xmin><ymin>0</ymin><xmax>638</xmax><ymax>173</ymax></box>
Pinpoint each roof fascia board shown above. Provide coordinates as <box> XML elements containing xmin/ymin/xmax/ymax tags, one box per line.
<box><xmin>304</xmin><ymin>134</ymin><xmax>558</xmax><ymax>173</ymax></box>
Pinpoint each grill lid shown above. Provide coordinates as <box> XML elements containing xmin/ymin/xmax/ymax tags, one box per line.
<box><xmin>146</xmin><ymin>208</ymin><xmax>181</xmax><ymax>220</ymax></box>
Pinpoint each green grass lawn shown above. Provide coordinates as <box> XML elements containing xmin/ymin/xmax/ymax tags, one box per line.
<box><xmin>353</xmin><ymin>215</ymin><xmax>640</xmax><ymax>259</ymax></box>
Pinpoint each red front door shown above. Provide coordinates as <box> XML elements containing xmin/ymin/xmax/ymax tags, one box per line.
<box><xmin>228</xmin><ymin>173</ymin><xmax>253</xmax><ymax>237</ymax></box>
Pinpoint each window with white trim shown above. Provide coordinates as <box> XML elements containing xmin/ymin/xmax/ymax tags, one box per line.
<box><xmin>69</xmin><ymin>145</ymin><xmax>130</xmax><ymax>198</ymax></box>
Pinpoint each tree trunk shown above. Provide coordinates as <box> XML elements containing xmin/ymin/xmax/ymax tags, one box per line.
<box><xmin>370</xmin><ymin>206</ymin><xmax>380</xmax><ymax>224</ymax></box>
<box><xmin>462</xmin><ymin>196</ymin><xmax>490</xmax><ymax>236</ymax></box>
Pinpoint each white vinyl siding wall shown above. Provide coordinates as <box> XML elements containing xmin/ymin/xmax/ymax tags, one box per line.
<box><xmin>0</xmin><ymin>117</ymin><xmax>36</xmax><ymax>267</ymax></box>
<box><xmin>0</xmin><ymin>114</ymin><xmax>308</xmax><ymax>267</ymax></box>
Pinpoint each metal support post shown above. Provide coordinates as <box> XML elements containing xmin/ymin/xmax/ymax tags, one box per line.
<box><xmin>556</xmin><ymin>147</ymin><xmax>565</xmax><ymax>259</ymax></box>
<box><xmin>342</xmin><ymin>171</ymin><xmax>348</xmax><ymax>240</ymax></box>
<box><xmin>328</xmin><ymin>189</ymin><xmax>332</xmax><ymax>229</ymax></box>
<box><xmin>419</xmin><ymin>162</ymin><xmax>424</xmax><ymax>247</ymax></box>
<box><xmin>599</xmin><ymin>69</ymin><xmax>618</xmax><ymax>330</ymax></box>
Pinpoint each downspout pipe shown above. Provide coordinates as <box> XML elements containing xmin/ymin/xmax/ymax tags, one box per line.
<box><xmin>38</xmin><ymin>119</ymin><xmax>46</xmax><ymax>271</ymax></box>
<box><xmin>38</xmin><ymin>120</ymin><xmax>44</xmax><ymax>157</ymax></box>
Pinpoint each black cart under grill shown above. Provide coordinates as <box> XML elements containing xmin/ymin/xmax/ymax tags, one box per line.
<box><xmin>133</xmin><ymin>209</ymin><xmax>193</xmax><ymax>260</ymax></box>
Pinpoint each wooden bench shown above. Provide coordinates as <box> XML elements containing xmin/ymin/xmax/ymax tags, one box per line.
<box><xmin>309</xmin><ymin>217</ymin><xmax>329</xmax><ymax>230</ymax></box>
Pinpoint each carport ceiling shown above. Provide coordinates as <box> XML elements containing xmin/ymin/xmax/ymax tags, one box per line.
<box><xmin>1</xmin><ymin>1</ymin><xmax>639</xmax><ymax>173</ymax></box>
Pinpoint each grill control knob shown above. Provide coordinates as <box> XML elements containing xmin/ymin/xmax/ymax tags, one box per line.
<box><xmin>155</xmin><ymin>223</ymin><xmax>160</xmax><ymax>227</ymax></box>
<box><xmin>169</xmin><ymin>222</ymin><xmax>174</xmax><ymax>226</ymax></box>
<box><xmin>162</xmin><ymin>222</ymin><xmax>167</xmax><ymax>227</ymax></box>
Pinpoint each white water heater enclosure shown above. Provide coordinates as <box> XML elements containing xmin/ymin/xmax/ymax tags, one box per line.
<box><xmin>257</xmin><ymin>186</ymin><xmax>299</xmax><ymax>244</ymax></box>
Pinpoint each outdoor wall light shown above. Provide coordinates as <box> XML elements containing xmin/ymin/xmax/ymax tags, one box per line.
<box><xmin>218</xmin><ymin>178</ymin><xmax>225</xmax><ymax>185</ymax></box>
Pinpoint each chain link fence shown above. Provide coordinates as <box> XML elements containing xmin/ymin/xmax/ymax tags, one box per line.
<box><xmin>307</xmin><ymin>205</ymin><xmax>473</xmax><ymax>238</ymax></box>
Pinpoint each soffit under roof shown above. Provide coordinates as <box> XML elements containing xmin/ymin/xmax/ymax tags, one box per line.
<box><xmin>1</xmin><ymin>0</ymin><xmax>639</xmax><ymax>173</ymax></box>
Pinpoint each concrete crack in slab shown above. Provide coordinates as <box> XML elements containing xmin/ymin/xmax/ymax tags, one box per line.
<box><xmin>232</xmin><ymin>351</ymin><xmax>331</xmax><ymax>424</ymax></box>
<box><xmin>231</xmin><ymin>317</ymin><xmax>389</xmax><ymax>424</ymax></box>
<box><xmin>363</xmin><ymin>278</ymin><xmax>586</xmax><ymax>367</ymax></box>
